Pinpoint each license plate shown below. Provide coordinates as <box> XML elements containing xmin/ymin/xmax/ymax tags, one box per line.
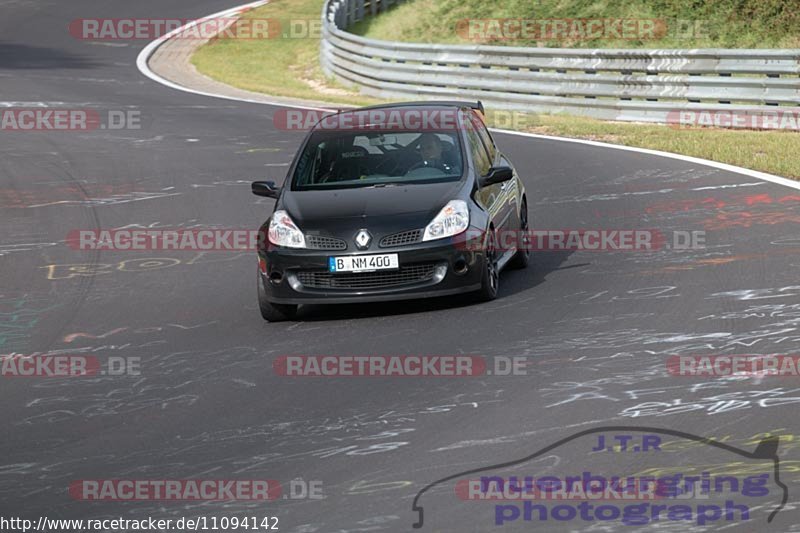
<box><xmin>329</xmin><ymin>254</ymin><xmax>399</xmax><ymax>273</ymax></box>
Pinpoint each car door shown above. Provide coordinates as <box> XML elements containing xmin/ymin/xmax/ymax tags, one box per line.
<box><xmin>464</xmin><ymin>112</ymin><xmax>516</xmax><ymax>240</ymax></box>
<box><xmin>470</xmin><ymin>112</ymin><xmax>520</xmax><ymax>232</ymax></box>
<box><xmin>464</xmin><ymin>113</ymin><xmax>508</xmax><ymax>243</ymax></box>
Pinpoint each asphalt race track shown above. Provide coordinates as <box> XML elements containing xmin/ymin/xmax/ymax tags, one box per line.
<box><xmin>2</xmin><ymin>1</ymin><xmax>800</xmax><ymax>531</ymax></box>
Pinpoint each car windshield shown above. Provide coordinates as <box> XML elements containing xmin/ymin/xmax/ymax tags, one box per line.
<box><xmin>292</xmin><ymin>131</ymin><xmax>464</xmax><ymax>190</ymax></box>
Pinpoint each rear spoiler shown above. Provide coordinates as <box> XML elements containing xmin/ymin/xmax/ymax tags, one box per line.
<box><xmin>418</xmin><ymin>101</ymin><xmax>484</xmax><ymax>114</ymax></box>
<box><xmin>353</xmin><ymin>100</ymin><xmax>485</xmax><ymax>115</ymax></box>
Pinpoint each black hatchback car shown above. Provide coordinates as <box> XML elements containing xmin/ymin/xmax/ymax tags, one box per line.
<box><xmin>252</xmin><ymin>101</ymin><xmax>528</xmax><ymax>321</ymax></box>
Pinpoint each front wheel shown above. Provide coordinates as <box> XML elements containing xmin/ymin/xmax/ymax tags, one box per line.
<box><xmin>474</xmin><ymin>230</ymin><xmax>499</xmax><ymax>302</ymax></box>
<box><xmin>258</xmin><ymin>270</ymin><xmax>297</xmax><ymax>322</ymax></box>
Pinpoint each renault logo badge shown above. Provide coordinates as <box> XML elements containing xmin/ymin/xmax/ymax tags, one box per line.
<box><xmin>354</xmin><ymin>229</ymin><xmax>372</xmax><ymax>249</ymax></box>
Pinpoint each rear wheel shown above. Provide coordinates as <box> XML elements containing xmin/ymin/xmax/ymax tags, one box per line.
<box><xmin>475</xmin><ymin>229</ymin><xmax>499</xmax><ymax>302</ymax></box>
<box><xmin>507</xmin><ymin>199</ymin><xmax>529</xmax><ymax>269</ymax></box>
<box><xmin>258</xmin><ymin>270</ymin><xmax>297</xmax><ymax>322</ymax></box>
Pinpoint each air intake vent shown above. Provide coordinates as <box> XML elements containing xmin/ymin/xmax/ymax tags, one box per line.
<box><xmin>306</xmin><ymin>235</ymin><xmax>347</xmax><ymax>250</ymax></box>
<box><xmin>379</xmin><ymin>229</ymin><xmax>422</xmax><ymax>248</ymax></box>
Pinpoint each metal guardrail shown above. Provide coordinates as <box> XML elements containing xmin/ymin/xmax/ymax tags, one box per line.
<box><xmin>320</xmin><ymin>0</ymin><xmax>800</xmax><ymax>125</ymax></box>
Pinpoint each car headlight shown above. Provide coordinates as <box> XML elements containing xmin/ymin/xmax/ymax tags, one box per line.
<box><xmin>422</xmin><ymin>200</ymin><xmax>469</xmax><ymax>241</ymax></box>
<box><xmin>268</xmin><ymin>210</ymin><xmax>306</xmax><ymax>248</ymax></box>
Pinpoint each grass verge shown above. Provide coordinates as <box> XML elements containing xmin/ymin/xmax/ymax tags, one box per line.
<box><xmin>501</xmin><ymin>114</ymin><xmax>799</xmax><ymax>179</ymax></box>
<box><xmin>350</xmin><ymin>0</ymin><xmax>800</xmax><ymax>48</ymax></box>
<box><xmin>190</xmin><ymin>0</ymin><xmax>380</xmax><ymax>106</ymax></box>
<box><xmin>191</xmin><ymin>0</ymin><xmax>800</xmax><ymax>179</ymax></box>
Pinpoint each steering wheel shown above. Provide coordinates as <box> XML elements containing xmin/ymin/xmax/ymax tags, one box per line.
<box><xmin>373</xmin><ymin>152</ymin><xmax>402</xmax><ymax>175</ymax></box>
<box><xmin>406</xmin><ymin>160</ymin><xmax>444</xmax><ymax>174</ymax></box>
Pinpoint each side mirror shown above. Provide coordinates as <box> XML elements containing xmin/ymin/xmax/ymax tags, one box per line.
<box><xmin>479</xmin><ymin>166</ymin><xmax>514</xmax><ymax>188</ymax></box>
<box><xmin>252</xmin><ymin>180</ymin><xmax>280</xmax><ymax>199</ymax></box>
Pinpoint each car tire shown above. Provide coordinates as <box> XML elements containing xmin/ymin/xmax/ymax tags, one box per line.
<box><xmin>507</xmin><ymin>199</ymin><xmax>529</xmax><ymax>270</ymax></box>
<box><xmin>475</xmin><ymin>229</ymin><xmax>499</xmax><ymax>302</ymax></box>
<box><xmin>258</xmin><ymin>270</ymin><xmax>297</xmax><ymax>322</ymax></box>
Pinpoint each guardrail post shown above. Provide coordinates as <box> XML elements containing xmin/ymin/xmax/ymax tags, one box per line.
<box><xmin>334</xmin><ymin>0</ymin><xmax>344</xmax><ymax>28</ymax></box>
<box><xmin>346</xmin><ymin>0</ymin><xmax>354</xmax><ymax>27</ymax></box>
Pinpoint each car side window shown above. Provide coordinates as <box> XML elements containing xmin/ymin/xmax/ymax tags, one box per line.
<box><xmin>470</xmin><ymin>113</ymin><xmax>497</xmax><ymax>162</ymax></box>
<box><xmin>464</xmin><ymin>117</ymin><xmax>492</xmax><ymax>177</ymax></box>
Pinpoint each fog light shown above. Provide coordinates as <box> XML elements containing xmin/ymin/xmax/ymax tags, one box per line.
<box><xmin>288</xmin><ymin>274</ymin><xmax>302</xmax><ymax>291</ymax></box>
<box><xmin>433</xmin><ymin>264</ymin><xmax>448</xmax><ymax>282</ymax></box>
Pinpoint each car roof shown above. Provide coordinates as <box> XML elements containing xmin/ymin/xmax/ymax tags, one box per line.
<box><xmin>311</xmin><ymin>101</ymin><xmax>485</xmax><ymax>133</ymax></box>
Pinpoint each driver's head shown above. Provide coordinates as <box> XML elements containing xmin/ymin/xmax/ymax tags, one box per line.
<box><xmin>419</xmin><ymin>133</ymin><xmax>443</xmax><ymax>161</ymax></box>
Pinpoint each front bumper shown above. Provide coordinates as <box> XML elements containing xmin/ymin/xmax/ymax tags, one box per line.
<box><xmin>259</xmin><ymin>239</ymin><xmax>485</xmax><ymax>305</ymax></box>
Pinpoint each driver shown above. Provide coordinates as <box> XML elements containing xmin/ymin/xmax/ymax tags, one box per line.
<box><xmin>417</xmin><ymin>133</ymin><xmax>452</xmax><ymax>172</ymax></box>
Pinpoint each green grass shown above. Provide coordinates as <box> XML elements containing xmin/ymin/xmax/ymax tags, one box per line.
<box><xmin>490</xmin><ymin>113</ymin><xmax>800</xmax><ymax>179</ymax></box>
<box><xmin>191</xmin><ymin>0</ymin><xmax>381</xmax><ymax>106</ymax></box>
<box><xmin>192</xmin><ymin>0</ymin><xmax>800</xmax><ymax>179</ymax></box>
<box><xmin>351</xmin><ymin>0</ymin><xmax>800</xmax><ymax>48</ymax></box>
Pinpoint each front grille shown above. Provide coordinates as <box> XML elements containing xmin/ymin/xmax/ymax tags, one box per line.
<box><xmin>296</xmin><ymin>262</ymin><xmax>438</xmax><ymax>290</ymax></box>
<box><xmin>306</xmin><ymin>234</ymin><xmax>347</xmax><ymax>251</ymax></box>
<box><xmin>379</xmin><ymin>229</ymin><xmax>422</xmax><ymax>248</ymax></box>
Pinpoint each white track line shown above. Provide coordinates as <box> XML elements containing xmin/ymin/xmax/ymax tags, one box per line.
<box><xmin>136</xmin><ymin>1</ymin><xmax>799</xmax><ymax>190</ymax></box>
<box><xmin>492</xmin><ymin>129</ymin><xmax>800</xmax><ymax>191</ymax></box>
<box><xmin>135</xmin><ymin>0</ymin><xmax>330</xmax><ymax>111</ymax></box>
